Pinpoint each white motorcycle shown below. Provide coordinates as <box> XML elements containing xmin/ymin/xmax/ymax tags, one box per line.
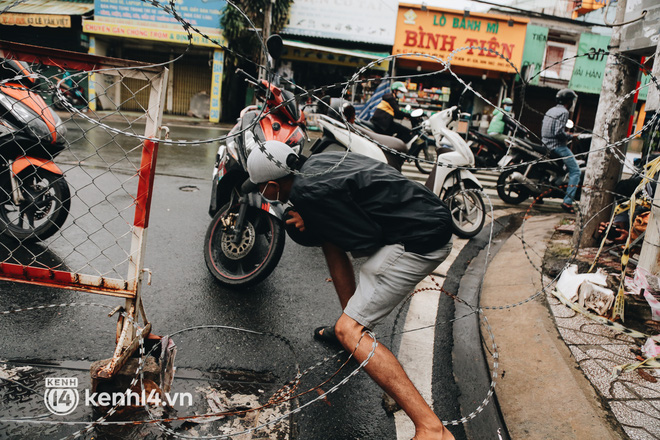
<box><xmin>311</xmin><ymin>106</ymin><xmax>485</xmax><ymax>238</ymax></box>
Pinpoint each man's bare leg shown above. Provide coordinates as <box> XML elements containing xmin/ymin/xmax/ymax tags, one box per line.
<box><xmin>334</xmin><ymin>313</ymin><xmax>455</xmax><ymax>440</ymax></box>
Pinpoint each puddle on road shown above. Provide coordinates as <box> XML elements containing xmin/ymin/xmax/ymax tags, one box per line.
<box><xmin>0</xmin><ymin>361</ymin><xmax>292</xmax><ymax>440</ymax></box>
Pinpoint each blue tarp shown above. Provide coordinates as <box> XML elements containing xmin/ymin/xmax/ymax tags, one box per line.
<box><xmin>355</xmin><ymin>77</ymin><xmax>390</xmax><ymax>120</ymax></box>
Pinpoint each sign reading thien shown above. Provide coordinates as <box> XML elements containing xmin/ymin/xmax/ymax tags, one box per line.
<box><xmin>393</xmin><ymin>4</ymin><xmax>529</xmax><ymax>73</ymax></box>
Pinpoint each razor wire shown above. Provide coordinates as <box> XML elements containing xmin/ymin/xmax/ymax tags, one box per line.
<box><xmin>0</xmin><ymin>301</ymin><xmax>384</xmax><ymax>440</ymax></box>
<box><xmin>25</xmin><ymin>0</ymin><xmax>660</xmax><ymax>187</ymax></box>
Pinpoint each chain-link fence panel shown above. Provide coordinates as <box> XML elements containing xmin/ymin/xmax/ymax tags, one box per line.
<box><xmin>0</xmin><ymin>41</ymin><xmax>167</xmax><ymax>299</ymax></box>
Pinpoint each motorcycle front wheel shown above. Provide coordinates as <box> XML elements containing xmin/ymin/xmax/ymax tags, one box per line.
<box><xmin>444</xmin><ymin>185</ymin><xmax>485</xmax><ymax>239</ymax></box>
<box><xmin>204</xmin><ymin>203</ymin><xmax>285</xmax><ymax>288</ymax></box>
<box><xmin>414</xmin><ymin>143</ymin><xmax>437</xmax><ymax>174</ymax></box>
<box><xmin>0</xmin><ymin>168</ymin><xmax>71</xmax><ymax>241</ymax></box>
<box><xmin>497</xmin><ymin>168</ymin><xmax>530</xmax><ymax>204</ymax></box>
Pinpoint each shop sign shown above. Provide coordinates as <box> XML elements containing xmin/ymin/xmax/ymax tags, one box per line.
<box><xmin>282</xmin><ymin>47</ymin><xmax>388</xmax><ymax>71</ymax></box>
<box><xmin>393</xmin><ymin>4</ymin><xmax>528</xmax><ymax>73</ymax></box>
<box><xmin>0</xmin><ymin>13</ymin><xmax>71</xmax><ymax>28</ymax></box>
<box><xmin>517</xmin><ymin>25</ymin><xmax>548</xmax><ymax>85</ymax></box>
<box><xmin>574</xmin><ymin>0</ymin><xmax>607</xmax><ymax>16</ymax></box>
<box><xmin>83</xmin><ymin>19</ymin><xmax>224</xmax><ymax>47</ymax></box>
<box><xmin>210</xmin><ymin>49</ymin><xmax>224</xmax><ymax>123</ymax></box>
<box><xmin>568</xmin><ymin>33</ymin><xmax>611</xmax><ymax>94</ymax></box>
<box><xmin>91</xmin><ymin>0</ymin><xmax>225</xmax><ymax>46</ymax></box>
<box><xmin>283</xmin><ymin>0</ymin><xmax>398</xmax><ymax>45</ymax></box>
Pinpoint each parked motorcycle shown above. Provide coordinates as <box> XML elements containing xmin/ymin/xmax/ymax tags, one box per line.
<box><xmin>204</xmin><ymin>36</ymin><xmax>307</xmax><ymax>287</ymax></box>
<box><xmin>359</xmin><ymin>108</ymin><xmax>437</xmax><ymax>174</ymax></box>
<box><xmin>311</xmin><ymin>105</ymin><xmax>486</xmax><ymax>238</ymax></box>
<box><xmin>0</xmin><ymin>59</ymin><xmax>71</xmax><ymax>241</ymax></box>
<box><xmin>52</xmin><ymin>82</ymin><xmax>86</xmax><ymax>110</ymax></box>
<box><xmin>496</xmin><ymin>133</ymin><xmax>589</xmax><ymax>204</ymax></box>
<box><xmin>468</xmin><ymin>113</ymin><xmax>534</xmax><ymax>168</ymax></box>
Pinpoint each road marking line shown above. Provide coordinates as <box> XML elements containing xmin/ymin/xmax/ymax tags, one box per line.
<box><xmin>394</xmin><ymin>239</ymin><xmax>462</xmax><ymax>439</ymax></box>
<box><xmin>393</xmin><ymin>210</ymin><xmax>514</xmax><ymax>438</ymax></box>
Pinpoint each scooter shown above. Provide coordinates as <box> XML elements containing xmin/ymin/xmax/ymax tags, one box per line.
<box><xmin>314</xmin><ymin>100</ymin><xmax>436</xmax><ymax>174</ymax></box>
<box><xmin>311</xmin><ymin>105</ymin><xmax>486</xmax><ymax>238</ymax></box>
<box><xmin>359</xmin><ymin>109</ymin><xmax>437</xmax><ymax>174</ymax></box>
<box><xmin>204</xmin><ymin>36</ymin><xmax>308</xmax><ymax>287</ymax></box>
<box><xmin>468</xmin><ymin>113</ymin><xmax>534</xmax><ymax>168</ymax></box>
<box><xmin>52</xmin><ymin>82</ymin><xmax>86</xmax><ymax>110</ymax></box>
<box><xmin>0</xmin><ymin>58</ymin><xmax>71</xmax><ymax>241</ymax></box>
<box><xmin>496</xmin><ymin>130</ymin><xmax>589</xmax><ymax>204</ymax></box>
<box><xmin>468</xmin><ymin>129</ymin><xmax>508</xmax><ymax>168</ymax></box>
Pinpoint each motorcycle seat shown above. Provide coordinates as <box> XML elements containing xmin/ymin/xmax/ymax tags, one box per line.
<box><xmin>521</xmin><ymin>139</ymin><xmax>561</xmax><ymax>159</ymax></box>
<box><xmin>357</xmin><ymin>119</ymin><xmax>378</xmax><ymax>131</ymax></box>
<box><xmin>473</xmin><ymin>130</ymin><xmax>506</xmax><ymax>148</ymax></box>
<box><xmin>353</xmin><ymin>124</ymin><xmax>408</xmax><ymax>154</ymax></box>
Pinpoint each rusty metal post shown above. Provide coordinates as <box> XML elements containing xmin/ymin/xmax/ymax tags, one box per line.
<box><xmin>97</xmin><ymin>67</ymin><xmax>169</xmax><ymax>379</ymax></box>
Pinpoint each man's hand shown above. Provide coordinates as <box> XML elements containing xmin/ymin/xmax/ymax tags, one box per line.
<box><xmin>286</xmin><ymin>210</ymin><xmax>305</xmax><ymax>232</ymax></box>
<box><xmin>597</xmin><ymin>221</ymin><xmax>628</xmax><ymax>243</ymax></box>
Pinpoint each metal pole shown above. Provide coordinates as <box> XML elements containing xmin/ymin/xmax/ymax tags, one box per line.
<box><xmin>575</xmin><ymin>0</ymin><xmax>639</xmax><ymax>248</ymax></box>
<box><xmin>637</xmin><ymin>41</ymin><xmax>660</xmax><ymax>275</ymax></box>
<box><xmin>259</xmin><ymin>0</ymin><xmax>274</xmax><ymax>81</ymax></box>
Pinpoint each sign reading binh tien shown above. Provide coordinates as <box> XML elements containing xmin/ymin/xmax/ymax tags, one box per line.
<box><xmin>393</xmin><ymin>4</ymin><xmax>529</xmax><ymax>73</ymax></box>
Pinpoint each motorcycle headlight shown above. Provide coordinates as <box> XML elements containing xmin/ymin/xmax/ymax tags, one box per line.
<box><xmin>0</xmin><ymin>92</ymin><xmax>53</xmax><ymax>142</ymax></box>
<box><xmin>213</xmin><ymin>145</ymin><xmax>227</xmax><ymax>179</ymax></box>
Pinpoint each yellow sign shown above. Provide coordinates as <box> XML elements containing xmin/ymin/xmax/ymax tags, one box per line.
<box><xmin>0</xmin><ymin>13</ymin><xmax>71</xmax><ymax>28</ymax></box>
<box><xmin>82</xmin><ymin>20</ymin><xmax>225</xmax><ymax>48</ymax></box>
<box><xmin>393</xmin><ymin>4</ymin><xmax>528</xmax><ymax>73</ymax></box>
<box><xmin>574</xmin><ymin>0</ymin><xmax>607</xmax><ymax>16</ymax></box>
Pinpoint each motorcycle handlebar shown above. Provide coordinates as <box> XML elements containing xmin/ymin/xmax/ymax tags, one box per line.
<box><xmin>236</xmin><ymin>69</ymin><xmax>267</xmax><ymax>92</ymax></box>
<box><xmin>236</xmin><ymin>68</ymin><xmax>255</xmax><ymax>82</ymax></box>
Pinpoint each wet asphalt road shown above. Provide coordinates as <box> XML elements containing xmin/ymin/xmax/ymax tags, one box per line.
<box><xmin>0</xmin><ymin>119</ymin><xmax>474</xmax><ymax>440</ymax></box>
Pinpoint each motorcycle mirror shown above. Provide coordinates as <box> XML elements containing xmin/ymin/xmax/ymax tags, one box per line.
<box><xmin>410</xmin><ymin>108</ymin><xmax>424</xmax><ymax>118</ymax></box>
<box><xmin>565</xmin><ymin>119</ymin><xmax>574</xmax><ymax>130</ymax></box>
<box><xmin>266</xmin><ymin>34</ymin><xmax>284</xmax><ymax>62</ymax></box>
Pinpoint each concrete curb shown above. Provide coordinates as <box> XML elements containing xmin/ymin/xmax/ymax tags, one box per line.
<box><xmin>450</xmin><ymin>213</ymin><xmax>522</xmax><ymax>440</ymax></box>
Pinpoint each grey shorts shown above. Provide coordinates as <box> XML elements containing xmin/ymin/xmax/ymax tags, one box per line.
<box><xmin>344</xmin><ymin>240</ymin><xmax>453</xmax><ymax>329</ymax></box>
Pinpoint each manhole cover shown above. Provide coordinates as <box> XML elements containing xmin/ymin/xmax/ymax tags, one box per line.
<box><xmin>179</xmin><ymin>185</ymin><xmax>199</xmax><ymax>192</ymax></box>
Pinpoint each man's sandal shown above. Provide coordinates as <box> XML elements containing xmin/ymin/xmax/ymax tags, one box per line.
<box><xmin>313</xmin><ymin>326</ymin><xmax>339</xmax><ymax>344</ymax></box>
<box><xmin>561</xmin><ymin>203</ymin><xmax>575</xmax><ymax>214</ymax></box>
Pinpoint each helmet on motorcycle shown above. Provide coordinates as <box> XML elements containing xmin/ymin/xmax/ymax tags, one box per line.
<box><xmin>391</xmin><ymin>81</ymin><xmax>408</xmax><ymax>95</ymax></box>
<box><xmin>247</xmin><ymin>140</ymin><xmax>299</xmax><ymax>184</ymax></box>
<box><xmin>556</xmin><ymin>89</ymin><xmax>577</xmax><ymax>106</ymax></box>
<box><xmin>502</xmin><ymin>97</ymin><xmax>513</xmax><ymax>105</ymax></box>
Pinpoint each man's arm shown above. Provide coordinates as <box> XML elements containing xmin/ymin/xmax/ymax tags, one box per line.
<box><xmin>550</xmin><ymin>110</ymin><xmax>572</xmax><ymax>143</ymax></box>
<box><xmin>321</xmin><ymin>242</ymin><xmax>356</xmax><ymax>310</ymax></box>
<box><xmin>385</xmin><ymin>94</ymin><xmax>408</xmax><ymax>119</ymax></box>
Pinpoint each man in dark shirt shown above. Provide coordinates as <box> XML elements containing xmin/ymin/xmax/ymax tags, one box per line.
<box><xmin>370</xmin><ymin>81</ymin><xmax>413</xmax><ymax>143</ymax></box>
<box><xmin>247</xmin><ymin>140</ymin><xmax>455</xmax><ymax>440</ymax></box>
<box><xmin>541</xmin><ymin>89</ymin><xmax>580</xmax><ymax>213</ymax></box>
